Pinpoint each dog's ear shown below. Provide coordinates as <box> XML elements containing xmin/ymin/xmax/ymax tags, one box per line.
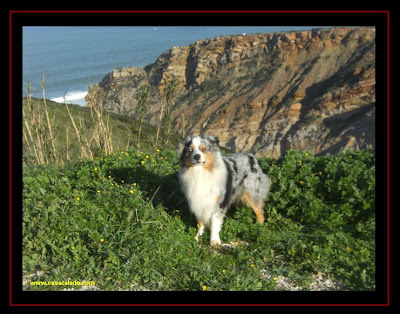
<box><xmin>184</xmin><ymin>135</ymin><xmax>192</xmax><ymax>144</ymax></box>
<box><xmin>176</xmin><ymin>135</ymin><xmax>192</xmax><ymax>156</ymax></box>
<box><xmin>207</xmin><ymin>135</ymin><xmax>219</xmax><ymax>146</ymax></box>
<box><xmin>206</xmin><ymin>135</ymin><xmax>220</xmax><ymax>150</ymax></box>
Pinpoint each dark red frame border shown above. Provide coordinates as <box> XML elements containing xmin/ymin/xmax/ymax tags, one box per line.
<box><xmin>9</xmin><ymin>9</ymin><xmax>391</xmax><ymax>307</ymax></box>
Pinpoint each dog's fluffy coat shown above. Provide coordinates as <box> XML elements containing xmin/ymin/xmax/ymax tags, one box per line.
<box><xmin>178</xmin><ymin>135</ymin><xmax>271</xmax><ymax>246</ymax></box>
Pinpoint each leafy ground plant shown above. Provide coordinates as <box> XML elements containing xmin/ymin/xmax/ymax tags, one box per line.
<box><xmin>23</xmin><ymin>149</ymin><xmax>375</xmax><ymax>291</ymax></box>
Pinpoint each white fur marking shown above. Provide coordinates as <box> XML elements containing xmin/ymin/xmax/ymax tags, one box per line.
<box><xmin>210</xmin><ymin>213</ymin><xmax>223</xmax><ymax>246</ymax></box>
<box><xmin>191</xmin><ymin>137</ymin><xmax>201</xmax><ymax>148</ymax></box>
<box><xmin>179</xmin><ymin>154</ymin><xmax>226</xmax><ymax>225</ymax></box>
<box><xmin>190</xmin><ymin>136</ymin><xmax>206</xmax><ymax>164</ymax></box>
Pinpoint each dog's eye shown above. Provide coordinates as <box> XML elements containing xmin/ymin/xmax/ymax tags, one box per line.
<box><xmin>188</xmin><ymin>148</ymin><xmax>193</xmax><ymax>153</ymax></box>
<box><xmin>202</xmin><ymin>146</ymin><xmax>207</xmax><ymax>152</ymax></box>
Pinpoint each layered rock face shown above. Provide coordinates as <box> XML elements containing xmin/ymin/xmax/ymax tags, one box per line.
<box><xmin>89</xmin><ymin>27</ymin><xmax>375</xmax><ymax>158</ymax></box>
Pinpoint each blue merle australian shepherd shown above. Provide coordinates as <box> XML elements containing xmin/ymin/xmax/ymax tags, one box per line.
<box><xmin>178</xmin><ymin>135</ymin><xmax>271</xmax><ymax>247</ymax></box>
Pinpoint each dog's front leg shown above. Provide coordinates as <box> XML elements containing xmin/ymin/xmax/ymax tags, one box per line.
<box><xmin>210</xmin><ymin>212</ymin><xmax>224</xmax><ymax>247</ymax></box>
<box><xmin>195</xmin><ymin>220</ymin><xmax>205</xmax><ymax>242</ymax></box>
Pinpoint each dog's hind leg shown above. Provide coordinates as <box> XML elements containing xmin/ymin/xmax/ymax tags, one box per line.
<box><xmin>195</xmin><ymin>220</ymin><xmax>205</xmax><ymax>242</ymax></box>
<box><xmin>241</xmin><ymin>192</ymin><xmax>265</xmax><ymax>224</ymax></box>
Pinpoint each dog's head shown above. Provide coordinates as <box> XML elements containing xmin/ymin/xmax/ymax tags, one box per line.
<box><xmin>178</xmin><ymin>135</ymin><xmax>220</xmax><ymax>170</ymax></box>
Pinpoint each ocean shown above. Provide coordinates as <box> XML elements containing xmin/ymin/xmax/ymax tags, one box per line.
<box><xmin>23</xmin><ymin>26</ymin><xmax>321</xmax><ymax>106</ymax></box>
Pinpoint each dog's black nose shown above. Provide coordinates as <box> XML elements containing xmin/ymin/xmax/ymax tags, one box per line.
<box><xmin>194</xmin><ymin>154</ymin><xmax>201</xmax><ymax>160</ymax></box>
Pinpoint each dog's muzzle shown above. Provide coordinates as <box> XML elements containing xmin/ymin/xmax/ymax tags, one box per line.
<box><xmin>192</xmin><ymin>153</ymin><xmax>205</xmax><ymax>164</ymax></box>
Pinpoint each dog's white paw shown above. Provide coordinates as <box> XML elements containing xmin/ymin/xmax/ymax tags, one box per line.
<box><xmin>210</xmin><ymin>239</ymin><xmax>222</xmax><ymax>247</ymax></box>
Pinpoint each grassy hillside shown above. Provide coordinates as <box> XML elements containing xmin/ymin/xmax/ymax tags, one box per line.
<box><xmin>22</xmin><ymin>98</ymin><xmax>180</xmax><ymax>165</ymax></box>
<box><xmin>23</xmin><ymin>148</ymin><xmax>375</xmax><ymax>291</ymax></box>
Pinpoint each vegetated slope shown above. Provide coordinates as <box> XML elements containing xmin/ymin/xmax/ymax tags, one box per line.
<box><xmin>22</xmin><ymin>98</ymin><xmax>180</xmax><ymax>164</ymax></box>
<box><xmin>23</xmin><ymin>148</ymin><xmax>375</xmax><ymax>291</ymax></box>
<box><xmin>89</xmin><ymin>27</ymin><xmax>375</xmax><ymax>158</ymax></box>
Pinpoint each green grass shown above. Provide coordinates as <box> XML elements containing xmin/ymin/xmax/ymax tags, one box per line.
<box><xmin>22</xmin><ymin>149</ymin><xmax>375</xmax><ymax>291</ymax></box>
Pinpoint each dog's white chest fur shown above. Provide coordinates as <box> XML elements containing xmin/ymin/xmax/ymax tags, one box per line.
<box><xmin>179</xmin><ymin>165</ymin><xmax>226</xmax><ymax>224</ymax></box>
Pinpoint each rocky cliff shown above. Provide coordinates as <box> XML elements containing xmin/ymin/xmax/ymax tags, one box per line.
<box><xmin>89</xmin><ymin>27</ymin><xmax>375</xmax><ymax>158</ymax></box>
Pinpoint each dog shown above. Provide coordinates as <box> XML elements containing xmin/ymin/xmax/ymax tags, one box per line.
<box><xmin>178</xmin><ymin>135</ymin><xmax>271</xmax><ymax>246</ymax></box>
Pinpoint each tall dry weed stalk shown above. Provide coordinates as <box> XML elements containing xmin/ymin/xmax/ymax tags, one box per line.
<box><xmin>181</xmin><ymin>112</ymin><xmax>186</xmax><ymax>139</ymax></box>
<box><xmin>22</xmin><ymin>77</ymin><xmax>61</xmax><ymax>165</ymax></box>
<box><xmin>41</xmin><ymin>74</ymin><xmax>58</xmax><ymax>162</ymax></box>
<box><xmin>163</xmin><ymin>77</ymin><xmax>179</xmax><ymax>146</ymax></box>
<box><xmin>155</xmin><ymin>76</ymin><xmax>179</xmax><ymax>148</ymax></box>
<box><xmin>154</xmin><ymin>100</ymin><xmax>165</xmax><ymax>149</ymax></box>
<box><xmin>136</xmin><ymin>68</ymin><xmax>154</xmax><ymax>149</ymax></box>
<box><xmin>64</xmin><ymin>97</ymin><xmax>93</xmax><ymax>160</ymax></box>
<box><xmin>86</xmin><ymin>84</ymin><xmax>114</xmax><ymax>155</ymax></box>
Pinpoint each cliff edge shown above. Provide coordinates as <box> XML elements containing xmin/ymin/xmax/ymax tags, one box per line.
<box><xmin>89</xmin><ymin>27</ymin><xmax>375</xmax><ymax>158</ymax></box>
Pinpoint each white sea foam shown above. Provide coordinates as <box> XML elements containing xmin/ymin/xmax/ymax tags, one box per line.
<box><xmin>51</xmin><ymin>91</ymin><xmax>88</xmax><ymax>106</ymax></box>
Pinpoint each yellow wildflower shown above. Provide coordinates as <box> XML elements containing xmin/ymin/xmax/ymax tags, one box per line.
<box><xmin>202</xmin><ymin>285</ymin><xmax>207</xmax><ymax>291</ymax></box>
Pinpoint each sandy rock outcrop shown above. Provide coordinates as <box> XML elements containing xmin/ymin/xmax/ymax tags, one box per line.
<box><xmin>88</xmin><ymin>27</ymin><xmax>375</xmax><ymax>158</ymax></box>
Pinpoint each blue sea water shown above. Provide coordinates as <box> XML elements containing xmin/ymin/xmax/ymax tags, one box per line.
<box><xmin>23</xmin><ymin>26</ymin><xmax>322</xmax><ymax>106</ymax></box>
